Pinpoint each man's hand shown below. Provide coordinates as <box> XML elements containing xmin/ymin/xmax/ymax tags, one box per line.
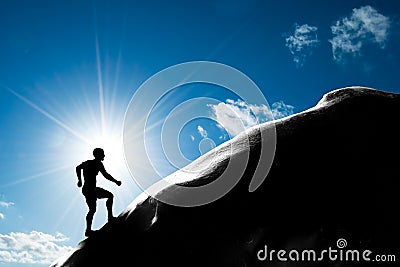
<box><xmin>115</xmin><ymin>180</ymin><xmax>122</xmax><ymax>186</ymax></box>
<box><xmin>77</xmin><ymin>181</ymin><xmax>82</xmax><ymax>188</ymax></box>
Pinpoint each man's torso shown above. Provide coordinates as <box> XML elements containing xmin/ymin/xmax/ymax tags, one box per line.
<box><xmin>81</xmin><ymin>160</ymin><xmax>104</xmax><ymax>190</ymax></box>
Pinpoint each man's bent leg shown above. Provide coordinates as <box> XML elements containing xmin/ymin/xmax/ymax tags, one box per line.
<box><xmin>95</xmin><ymin>187</ymin><xmax>115</xmax><ymax>221</ymax></box>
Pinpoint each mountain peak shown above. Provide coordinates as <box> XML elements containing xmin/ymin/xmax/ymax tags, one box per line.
<box><xmin>317</xmin><ymin>86</ymin><xmax>397</xmax><ymax>107</ymax></box>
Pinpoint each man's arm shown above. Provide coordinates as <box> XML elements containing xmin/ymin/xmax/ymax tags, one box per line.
<box><xmin>99</xmin><ymin>164</ymin><xmax>122</xmax><ymax>186</ymax></box>
<box><xmin>76</xmin><ymin>163</ymin><xmax>83</xmax><ymax>187</ymax></box>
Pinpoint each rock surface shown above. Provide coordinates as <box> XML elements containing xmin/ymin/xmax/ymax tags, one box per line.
<box><xmin>52</xmin><ymin>87</ymin><xmax>400</xmax><ymax>267</ymax></box>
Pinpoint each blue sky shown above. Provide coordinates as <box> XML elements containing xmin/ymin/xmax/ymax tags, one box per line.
<box><xmin>0</xmin><ymin>0</ymin><xmax>399</xmax><ymax>266</ymax></box>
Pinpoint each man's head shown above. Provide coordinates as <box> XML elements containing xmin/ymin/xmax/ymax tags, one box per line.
<box><xmin>93</xmin><ymin>148</ymin><xmax>105</xmax><ymax>161</ymax></box>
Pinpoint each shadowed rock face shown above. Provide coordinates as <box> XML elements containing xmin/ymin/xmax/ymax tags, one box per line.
<box><xmin>52</xmin><ymin>87</ymin><xmax>400</xmax><ymax>267</ymax></box>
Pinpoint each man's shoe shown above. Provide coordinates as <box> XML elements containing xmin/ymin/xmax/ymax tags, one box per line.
<box><xmin>85</xmin><ymin>229</ymin><xmax>94</xmax><ymax>237</ymax></box>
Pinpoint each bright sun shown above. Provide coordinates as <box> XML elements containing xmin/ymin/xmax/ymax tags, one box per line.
<box><xmin>87</xmin><ymin>131</ymin><xmax>126</xmax><ymax>175</ymax></box>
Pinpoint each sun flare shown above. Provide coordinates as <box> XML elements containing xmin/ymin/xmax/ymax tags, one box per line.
<box><xmin>88</xmin><ymin>132</ymin><xmax>125</xmax><ymax>173</ymax></box>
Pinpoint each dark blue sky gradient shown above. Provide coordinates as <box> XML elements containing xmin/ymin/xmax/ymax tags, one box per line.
<box><xmin>1</xmin><ymin>1</ymin><xmax>399</xmax><ymax>266</ymax></box>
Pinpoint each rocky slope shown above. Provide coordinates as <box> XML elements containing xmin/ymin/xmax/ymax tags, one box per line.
<box><xmin>52</xmin><ymin>87</ymin><xmax>400</xmax><ymax>266</ymax></box>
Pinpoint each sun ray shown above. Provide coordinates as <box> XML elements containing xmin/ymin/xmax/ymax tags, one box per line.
<box><xmin>92</xmin><ymin>1</ymin><xmax>106</xmax><ymax>137</ymax></box>
<box><xmin>95</xmin><ymin>35</ymin><xmax>106</xmax><ymax>136</ymax></box>
<box><xmin>109</xmin><ymin>49</ymin><xmax>123</xmax><ymax>129</ymax></box>
<box><xmin>3</xmin><ymin>86</ymin><xmax>90</xmax><ymax>144</ymax></box>
<box><xmin>52</xmin><ymin>191</ymin><xmax>82</xmax><ymax>234</ymax></box>
<box><xmin>0</xmin><ymin>164</ymin><xmax>72</xmax><ymax>188</ymax></box>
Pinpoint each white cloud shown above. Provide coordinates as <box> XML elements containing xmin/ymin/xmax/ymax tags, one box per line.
<box><xmin>0</xmin><ymin>231</ymin><xmax>73</xmax><ymax>264</ymax></box>
<box><xmin>329</xmin><ymin>5</ymin><xmax>390</xmax><ymax>62</ymax></box>
<box><xmin>271</xmin><ymin>101</ymin><xmax>295</xmax><ymax>119</ymax></box>
<box><xmin>208</xmin><ymin>99</ymin><xmax>294</xmax><ymax>137</ymax></box>
<box><xmin>0</xmin><ymin>201</ymin><xmax>14</xmax><ymax>208</ymax></box>
<box><xmin>0</xmin><ymin>213</ymin><xmax>4</xmax><ymax>220</ymax></box>
<box><xmin>190</xmin><ymin>135</ymin><xmax>195</xmax><ymax>141</ymax></box>
<box><xmin>197</xmin><ymin>125</ymin><xmax>207</xmax><ymax>138</ymax></box>
<box><xmin>285</xmin><ymin>23</ymin><xmax>319</xmax><ymax>67</ymax></box>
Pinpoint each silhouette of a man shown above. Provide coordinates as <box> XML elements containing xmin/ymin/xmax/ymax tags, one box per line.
<box><xmin>76</xmin><ymin>148</ymin><xmax>122</xmax><ymax>237</ymax></box>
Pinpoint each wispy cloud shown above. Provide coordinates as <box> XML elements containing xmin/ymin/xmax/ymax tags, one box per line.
<box><xmin>190</xmin><ymin>135</ymin><xmax>195</xmax><ymax>141</ymax></box>
<box><xmin>0</xmin><ymin>201</ymin><xmax>14</xmax><ymax>219</ymax></box>
<box><xmin>285</xmin><ymin>23</ymin><xmax>320</xmax><ymax>67</ymax></box>
<box><xmin>0</xmin><ymin>231</ymin><xmax>73</xmax><ymax>264</ymax></box>
<box><xmin>329</xmin><ymin>5</ymin><xmax>390</xmax><ymax>62</ymax></box>
<box><xmin>208</xmin><ymin>99</ymin><xmax>294</xmax><ymax>137</ymax></box>
<box><xmin>0</xmin><ymin>201</ymin><xmax>14</xmax><ymax>208</ymax></box>
<box><xmin>197</xmin><ymin>125</ymin><xmax>207</xmax><ymax>138</ymax></box>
